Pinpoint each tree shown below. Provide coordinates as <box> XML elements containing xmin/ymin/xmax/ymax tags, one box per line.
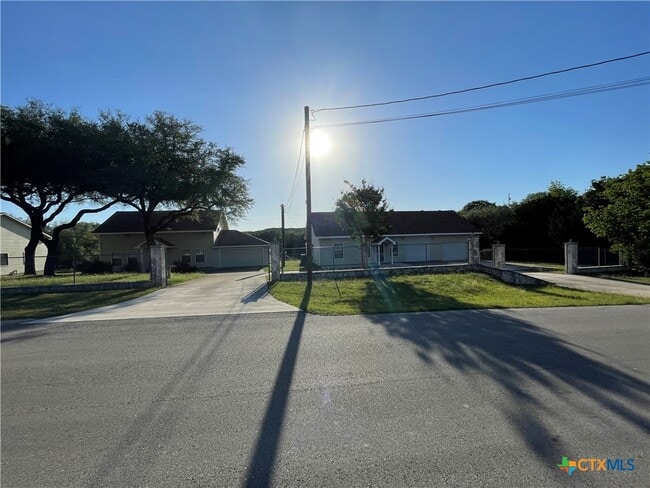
<box><xmin>334</xmin><ymin>180</ymin><xmax>392</xmax><ymax>268</ymax></box>
<box><xmin>583</xmin><ymin>163</ymin><xmax>650</xmax><ymax>271</ymax></box>
<box><xmin>99</xmin><ymin>111</ymin><xmax>253</xmax><ymax>247</ymax></box>
<box><xmin>509</xmin><ymin>181</ymin><xmax>597</xmax><ymax>249</ymax></box>
<box><xmin>1</xmin><ymin>101</ymin><xmax>120</xmax><ymax>275</ymax></box>
<box><xmin>459</xmin><ymin>202</ymin><xmax>514</xmax><ymax>248</ymax></box>
<box><xmin>56</xmin><ymin>222</ymin><xmax>101</xmax><ymax>267</ymax></box>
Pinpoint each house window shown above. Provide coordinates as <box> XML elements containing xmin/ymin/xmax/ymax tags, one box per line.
<box><xmin>195</xmin><ymin>249</ymin><xmax>205</xmax><ymax>263</ymax></box>
<box><xmin>182</xmin><ymin>249</ymin><xmax>192</xmax><ymax>264</ymax></box>
<box><xmin>1</xmin><ymin>253</ymin><xmax>8</xmax><ymax>266</ymax></box>
<box><xmin>392</xmin><ymin>243</ymin><xmax>399</xmax><ymax>257</ymax></box>
<box><xmin>127</xmin><ymin>255</ymin><xmax>138</xmax><ymax>268</ymax></box>
<box><xmin>334</xmin><ymin>244</ymin><xmax>343</xmax><ymax>259</ymax></box>
<box><xmin>111</xmin><ymin>252</ymin><xmax>122</xmax><ymax>267</ymax></box>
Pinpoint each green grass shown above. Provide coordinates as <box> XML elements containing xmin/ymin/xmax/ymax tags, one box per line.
<box><xmin>1</xmin><ymin>272</ymin><xmax>150</xmax><ymax>287</ymax></box>
<box><xmin>1</xmin><ymin>272</ymin><xmax>206</xmax><ymax>320</ymax></box>
<box><xmin>597</xmin><ymin>274</ymin><xmax>650</xmax><ymax>286</ymax></box>
<box><xmin>508</xmin><ymin>262</ymin><xmax>565</xmax><ymax>272</ymax></box>
<box><xmin>269</xmin><ymin>272</ymin><xmax>650</xmax><ymax>315</ymax></box>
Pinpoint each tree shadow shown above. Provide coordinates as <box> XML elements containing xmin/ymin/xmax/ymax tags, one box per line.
<box><xmin>361</xmin><ymin>274</ymin><xmax>469</xmax><ymax>314</ymax></box>
<box><xmin>243</xmin><ymin>283</ymin><xmax>311</xmax><ymax>488</ymax></box>
<box><xmin>367</xmin><ymin>304</ymin><xmax>649</xmax><ymax>463</ymax></box>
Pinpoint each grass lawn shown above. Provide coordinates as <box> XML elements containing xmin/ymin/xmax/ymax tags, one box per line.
<box><xmin>1</xmin><ymin>272</ymin><xmax>150</xmax><ymax>287</ymax></box>
<box><xmin>269</xmin><ymin>272</ymin><xmax>650</xmax><ymax>315</ymax></box>
<box><xmin>597</xmin><ymin>274</ymin><xmax>650</xmax><ymax>286</ymax></box>
<box><xmin>1</xmin><ymin>272</ymin><xmax>206</xmax><ymax>320</ymax></box>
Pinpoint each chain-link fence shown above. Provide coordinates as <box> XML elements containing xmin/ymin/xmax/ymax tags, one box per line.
<box><xmin>282</xmin><ymin>241</ymin><xmax>470</xmax><ymax>271</ymax></box>
<box><xmin>1</xmin><ymin>252</ymin><xmax>151</xmax><ymax>285</ymax></box>
<box><xmin>578</xmin><ymin>247</ymin><xmax>620</xmax><ymax>267</ymax></box>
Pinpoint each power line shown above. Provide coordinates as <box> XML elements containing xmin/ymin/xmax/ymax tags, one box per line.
<box><xmin>313</xmin><ymin>51</ymin><xmax>650</xmax><ymax>113</ymax></box>
<box><xmin>285</xmin><ymin>129</ymin><xmax>305</xmax><ymax>210</ymax></box>
<box><xmin>312</xmin><ymin>77</ymin><xmax>649</xmax><ymax>129</ymax></box>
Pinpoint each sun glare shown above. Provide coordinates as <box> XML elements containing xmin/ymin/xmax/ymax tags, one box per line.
<box><xmin>310</xmin><ymin>130</ymin><xmax>332</xmax><ymax>157</ymax></box>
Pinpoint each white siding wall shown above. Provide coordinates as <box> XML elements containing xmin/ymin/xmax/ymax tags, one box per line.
<box><xmin>0</xmin><ymin>215</ymin><xmax>48</xmax><ymax>275</ymax></box>
<box><xmin>312</xmin><ymin>233</ymin><xmax>471</xmax><ymax>268</ymax></box>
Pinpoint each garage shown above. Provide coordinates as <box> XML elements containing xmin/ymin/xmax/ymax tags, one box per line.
<box><xmin>217</xmin><ymin>245</ymin><xmax>269</xmax><ymax>268</ymax></box>
<box><xmin>214</xmin><ymin>230</ymin><xmax>269</xmax><ymax>269</ymax></box>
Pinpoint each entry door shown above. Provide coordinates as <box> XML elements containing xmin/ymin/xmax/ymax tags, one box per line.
<box><xmin>378</xmin><ymin>245</ymin><xmax>385</xmax><ymax>264</ymax></box>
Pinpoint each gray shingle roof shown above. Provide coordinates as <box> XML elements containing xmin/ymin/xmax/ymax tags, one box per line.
<box><xmin>94</xmin><ymin>210</ymin><xmax>225</xmax><ymax>234</ymax></box>
<box><xmin>214</xmin><ymin>230</ymin><xmax>268</xmax><ymax>247</ymax></box>
<box><xmin>311</xmin><ymin>211</ymin><xmax>480</xmax><ymax>237</ymax></box>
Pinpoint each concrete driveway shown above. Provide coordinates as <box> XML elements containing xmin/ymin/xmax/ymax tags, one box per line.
<box><xmin>522</xmin><ymin>272</ymin><xmax>650</xmax><ymax>298</ymax></box>
<box><xmin>31</xmin><ymin>269</ymin><xmax>298</xmax><ymax>323</ymax></box>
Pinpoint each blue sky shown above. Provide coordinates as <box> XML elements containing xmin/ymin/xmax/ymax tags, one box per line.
<box><xmin>2</xmin><ymin>1</ymin><xmax>649</xmax><ymax>230</ymax></box>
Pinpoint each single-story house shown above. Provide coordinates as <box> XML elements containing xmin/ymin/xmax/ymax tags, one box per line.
<box><xmin>310</xmin><ymin>210</ymin><xmax>480</xmax><ymax>268</ymax></box>
<box><xmin>0</xmin><ymin>213</ymin><xmax>48</xmax><ymax>275</ymax></box>
<box><xmin>94</xmin><ymin>210</ymin><xmax>269</xmax><ymax>271</ymax></box>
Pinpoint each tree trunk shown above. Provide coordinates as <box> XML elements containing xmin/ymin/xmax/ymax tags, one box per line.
<box><xmin>360</xmin><ymin>237</ymin><xmax>369</xmax><ymax>269</ymax></box>
<box><xmin>43</xmin><ymin>235</ymin><xmax>61</xmax><ymax>277</ymax></box>
<box><xmin>23</xmin><ymin>222</ymin><xmax>42</xmax><ymax>275</ymax></box>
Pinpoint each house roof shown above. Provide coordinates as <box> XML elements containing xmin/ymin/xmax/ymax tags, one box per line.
<box><xmin>311</xmin><ymin>211</ymin><xmax>480</xmax><ymax>237</ymax></box>
<box><xmin>1</xmin><ymin>212</ymin><xmax>51</xmax><ymax>238</ymax></box>
<box><xmin>214</xmin><ymin>230</ymin><xmax>268</xmax><ymax>247</ymax></box>
<box><xmin>94</xmin><ymin>210</ymin><xmax>225</xmax><ymax>234</ymax></box>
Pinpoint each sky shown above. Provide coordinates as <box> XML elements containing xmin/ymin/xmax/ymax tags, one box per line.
<box><xmin>2</xmin><ymin>1</ymin><xmax>649</xmax><ymax>231</ymax></box>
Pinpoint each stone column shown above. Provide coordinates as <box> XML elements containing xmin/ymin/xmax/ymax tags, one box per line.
<box><xmin>270</xmin><ymin>243</ymin><xmax>280</xmax><ymax>282</ymax></box>
<box><xmin>468</xmin><ymin>234</ymin><xmax>481</xmax><ymax>265</ymax></box>
<box><xmin>564</xmin><ymin>241</ymin><xmax>578</xmax><ymax>275</ymax></box>
<box><xmin>493</xmin><ymin>243</ymin><xmax>506</xmax><ymax>269</ymax></box>
<box><xmin>150</xmin><ymin>245</ymin><xmax>168</xmax><ymax>287</ymax></box>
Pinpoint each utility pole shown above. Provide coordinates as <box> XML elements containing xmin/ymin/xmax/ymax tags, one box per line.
<box><xmin>304</xmin><ymin>105</ymin><xmax>313</xmax><ymax>282</ymax></box>
<box><xmin>281</xmin><ymin>204</ymin><xmax>286</xmax><ymax>268</ymax></box>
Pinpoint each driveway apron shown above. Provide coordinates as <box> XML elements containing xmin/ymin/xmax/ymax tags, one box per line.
<box><xmin>30</xmin><ymin>269</ymin><xmax>298</xmax><ymax>323</ymax></box>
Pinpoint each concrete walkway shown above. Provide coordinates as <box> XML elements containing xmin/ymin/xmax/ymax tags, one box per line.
<box><xmin>521</xmin><ymin>271</ymin><xmax>650</xmax><ymax>298</ymax></box>
<box><xmin>28</xmin><ymin>269</ymin><xmax>298</xmax><ymax>324</ymax></box>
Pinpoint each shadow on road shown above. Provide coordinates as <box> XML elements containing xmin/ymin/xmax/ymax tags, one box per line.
<box><xmin>368</xmin><ymin>306</ymin><xmax>650</xmax><ymax>463</ymax></box>
<box><xmin>244</xmin><ymin>283</ymin><xmax>312</xmax><ymax>488</ymax></box>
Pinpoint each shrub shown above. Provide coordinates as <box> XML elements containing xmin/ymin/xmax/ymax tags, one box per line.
<box><xmin>172</xmin><ymin>260</ymin><xmax>197</xmax><ymax>273</ymax></box>
<box><xmin>77</xmin><ymin>259</ymin><xmax>113</xmax><ymax>274</ymax></box>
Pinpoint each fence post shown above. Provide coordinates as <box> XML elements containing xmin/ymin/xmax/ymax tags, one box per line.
<box><xmin>150</xmin><ymin>245</ymin><xmax>168</xmax><ymax>287</ymax></box>
<box><xmin>564</xmin><ymin>241</ymin><xmax>578</xmax><ymax>274</ymax></box>
<box><xmin>270</xmin><ymin>243</ymin><xmax>280</xmax><ymax>282</ymax></box>
<box><xmin>492</xmin><ymin>243</ymin><xmax>506</xmax><ymax>268</ymax></box>
<box><xmin>468</xmin><ymin>234</ymin><xmax>480</xmax><ymax>265</ymax></box>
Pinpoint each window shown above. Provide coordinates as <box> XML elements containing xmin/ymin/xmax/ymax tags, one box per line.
<box><xmin>182</xmin><ymin>249</ymin><xmax>191</xmax><ymax>264</ymax></box>
<box><xmin>334</xmin><ymin>244</ymin><xmax>343</xmax><ymax>259</ymax></box>
<box><xmin>392</xmin><ymin>243</ymin><xmax>399</xmax><ymax>257</ymax></box>
<box><xmin>127</xmin><ymin>255</ymin><xmax>138</xmax><ymax>268</ymax></box>
<box><xmin>195</xmin><ymin>249</ymin><xmax>205</xmax><ymax>263</ymax></box>
<box><xmin>111</xmin><ymin>252</ymin><xmax>122</xmax><ymax>267</ymax></box>
<box><xmin>1</xmin><ymin>253</ymin><xmax>8</xmax><ymax>266</ymax></box>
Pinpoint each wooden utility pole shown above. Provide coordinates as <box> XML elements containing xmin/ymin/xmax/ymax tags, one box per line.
<box><xmin>304</xmin><ymin>105</ymin><xmax>313</xmax><ymax>282</ymax></box>
<box><xmin>281</xmin><ymin>204</ymin><xmax>286</xmax><ymax>268</ymax></box>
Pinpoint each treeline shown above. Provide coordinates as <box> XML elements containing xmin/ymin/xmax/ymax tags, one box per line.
<box><xmin>460</xmin><ymin>163</ymin><xmax>649</xmax><ymax>271</ymax></box>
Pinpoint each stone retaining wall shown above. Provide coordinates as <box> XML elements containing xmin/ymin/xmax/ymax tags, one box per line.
<box><xmin>1</xmin><ymin>280</ymin><xmax>153</xmax><ymax>296</ymax></box>
<box><xmin>280</xmin><ymin>263</ymin><xmax>544</xmax><ymax>286</ymax></box>
<box><xmin>575</xmin><ymin>265</ymin><xmax>627</xmax><ymax>275</ymax></box>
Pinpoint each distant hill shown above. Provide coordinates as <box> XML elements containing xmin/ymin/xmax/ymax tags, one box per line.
<box><xmin>247</xmin><ymin>227</ymin><xmax>305</xmax><ymax>252</ymax></box>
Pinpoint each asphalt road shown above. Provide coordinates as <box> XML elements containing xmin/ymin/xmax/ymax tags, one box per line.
<box><xmin>2</xmin><ymin>305</ymin><xmax>649</xmax><ymax>487</ymax></box>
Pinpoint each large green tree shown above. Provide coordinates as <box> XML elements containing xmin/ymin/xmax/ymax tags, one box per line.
<box><xmin>583</xmin><ymin>163</ymin><xmax>650</xmax><ymax>271</ymax></box>
<box><xmin>98</xmin><ymin>111</ymin><xmax>253</xmax><ymax>246</ymax></box>
<box><xmin>1</xmin><ymin>101</ymin><xmax>120</xmax><ymax>275</ymax></box>
<box><xmin>56</xmin><ymin>222</ymin><xmax>101</xmax><ymax>267</ymax></box>
<box><xmin>334</xmin><ymin>179</ymin><xmax>392</xmax><ymax>268</ymax></box>
<box><xmin>459</xmin><ymin>201</ymin><xmax>514</xmax><ymax>248</ymax></box>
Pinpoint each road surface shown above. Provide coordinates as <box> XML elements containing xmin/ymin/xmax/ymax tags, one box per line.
<box><xmin>2</xmin><ymin>305</ymin><xmax>649</xmax><ymax>487</ymax></box>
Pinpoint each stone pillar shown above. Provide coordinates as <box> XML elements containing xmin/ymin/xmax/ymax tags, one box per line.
<box><xmin>564</xmin><ymin>241</ymin><xmax>578</xmax><ymax>275</ymax></box>
<box><xmin>493</xmin><ymin>243</ymin><xmax>506</xmax><ymax>269</ymax></box>
<box><xmin>150</xmin><ymin>245</ymin><xmax>168</xmax><ymax>287</ymax></box>
<box><xmin>270</xmin><ymin>243</ymin><xmax>280</xmax><ymax>282</ymax></box>
<box><xmin>468</xmin><ymin>234</ymin><xmax>480</xmax><ymax>265</ymax></box>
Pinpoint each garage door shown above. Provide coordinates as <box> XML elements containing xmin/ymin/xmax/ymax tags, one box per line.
<box><xmin>218</xmin><ymin>246</ymin><xmax>269</xmax><ymax>268</ymax></box>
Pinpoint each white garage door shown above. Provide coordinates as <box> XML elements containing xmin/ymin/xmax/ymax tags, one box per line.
<box><xmin>219</xmin><ymin>246</ymin><xmax>269</xmax><ymax>268</ymax></box>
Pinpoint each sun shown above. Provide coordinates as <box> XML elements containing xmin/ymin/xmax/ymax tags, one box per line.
<box><xmin>310</xmin><ymin>129</ymin><xmax>332</xmax><ymax>157</ymax></box>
